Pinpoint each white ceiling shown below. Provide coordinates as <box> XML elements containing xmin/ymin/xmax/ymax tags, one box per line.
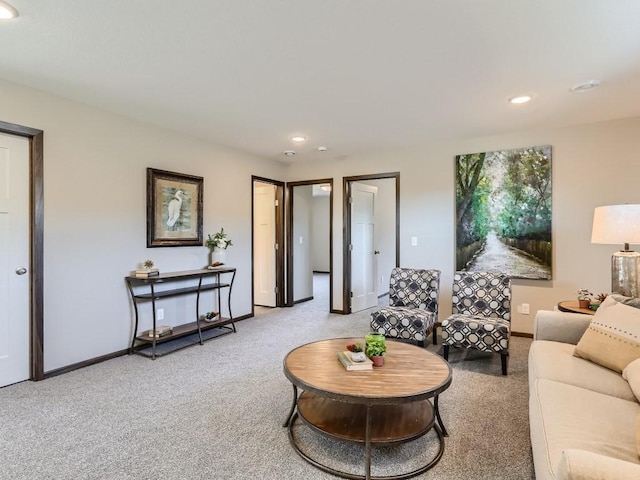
<box><xmin>1</xmin><ymin>0</ymin><xmax>640</xmax><ymax>163</ymax></box>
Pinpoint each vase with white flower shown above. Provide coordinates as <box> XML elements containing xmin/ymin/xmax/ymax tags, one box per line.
<box><xmin>205</xmin><ymin>228</ymin><xmax>233</xmax><ymax>266</ymax></box>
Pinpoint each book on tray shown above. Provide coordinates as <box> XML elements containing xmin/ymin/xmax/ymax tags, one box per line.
<box><xmin>337</xmin><ymin>351</ymin><xmax>373</xmax><ymax>371</ymax></box>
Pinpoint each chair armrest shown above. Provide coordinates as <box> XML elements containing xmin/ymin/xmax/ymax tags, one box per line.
<box><xmin>533</xmin><ymin>310</ymin><xmax>592</xmax><ymax>344</ymax></box>
<box><xmin>556</xmin><ymin>449</ymin><xmax>640</xmax><ymax>480</ymax></box>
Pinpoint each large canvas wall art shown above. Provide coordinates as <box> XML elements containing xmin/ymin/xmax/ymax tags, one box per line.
<box><xmin>455</xmin><ymin>145</ymin><xmax>552</xmax><ymax>280</ymax></box>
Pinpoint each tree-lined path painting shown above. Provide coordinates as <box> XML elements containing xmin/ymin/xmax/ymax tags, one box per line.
<box><xmin>455</xmin><ymin>145</ymin><xmax>552</xmax><ymax>280</ymax></box>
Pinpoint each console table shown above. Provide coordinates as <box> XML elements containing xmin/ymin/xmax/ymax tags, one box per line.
<box><xmin>125</xmin><ymin>267</ymin><xmax>236</xmax><ymax>359</ymax></box>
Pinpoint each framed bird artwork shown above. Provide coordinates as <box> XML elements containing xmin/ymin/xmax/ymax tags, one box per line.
<box><xmin>147</xmin><ymin>168</ymin><xmax>203</xmax><ymax>247</ymax></box>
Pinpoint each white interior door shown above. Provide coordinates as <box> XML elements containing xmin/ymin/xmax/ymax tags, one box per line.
<box><xmin>0</xmin><ymin>132</ymin><xmax>30</xmax><ymax>387</ymax></box>
<box><xmin>254</xmin><ymin>182</ymin><xmax>277</xmax><ymax>307</ymax></box>
<box><xmin>350</xmin><ymin>182</ymin><xmax>378</xmax><ymax>313</ymax></box>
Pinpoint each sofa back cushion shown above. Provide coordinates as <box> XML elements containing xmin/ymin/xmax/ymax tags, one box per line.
<box><xmin>573</xmin><ymin>294</ymin><xmax>640</xmax><ymax>373</ymax></box>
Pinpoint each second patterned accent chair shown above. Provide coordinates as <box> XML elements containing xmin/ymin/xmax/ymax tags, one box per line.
<box><xmin>370</xmin><ymin>268</ymin><xmax>441</xmax><ymax>347</ymax></box>
<box><xmin>441</xmin><ymin>271</ymin><xmax>512</xmax><ymax>375</ymax></box>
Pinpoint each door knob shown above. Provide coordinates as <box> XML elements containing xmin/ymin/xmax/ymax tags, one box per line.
<box><xmin>15</xmin><ymin>267</ymin><xmax>27</xmax><ymax>275</ymax></box>
<box><xmin>374</xmin><ymin>250</ymin><xmax>380</xmax><ymax>255</ymax></box>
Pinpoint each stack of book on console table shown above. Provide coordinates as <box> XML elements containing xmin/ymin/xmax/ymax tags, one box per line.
<box><xmin>146</xmin><ymin>325</ymin><xmax>173</xmax><ymax>338</ymax></box>
<box><xmin>337</xmin><ymin>351</ymin><xmax>373</xmax><ymax>371</ymax></box>
<box><xmin>135</xmin><ymin>268</ymin><xmax>159</xmax><ymax>278</ymax></box>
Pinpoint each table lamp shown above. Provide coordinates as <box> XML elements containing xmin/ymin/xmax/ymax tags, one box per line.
<box><xmin>591</xmin><ymin>204</ymin><xmax>640</xmax><ymax>298</ymax></box>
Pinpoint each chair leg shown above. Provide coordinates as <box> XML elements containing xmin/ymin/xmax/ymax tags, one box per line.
<box><xmin>418</xmin><ymin>340</ymin><xmax>425</xmax><ymax>348</ymax></box>
<box><xmin>501</xmin><ymin>353</ymin><xmax>509</xmax><ymax>375</ymax></box>
<box><xmin>432</xmin><ymin>324</ymin><xmax>438</xmax><ymax>345</ymax></box>
<box><xmin>443</xmin><ymin>345</ymin><xmax>449</xmax><ymax>361</ymax></box>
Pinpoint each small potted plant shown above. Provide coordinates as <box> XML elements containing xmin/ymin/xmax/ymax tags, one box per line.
<box><xmin>205</xmin><ymin>228</ymin><xmax>233</xmax><ymax>265</ymax></box>
<box><xmin>577</xmin><ymin>289</ymin><xmax>592</xmax><ymax>309</ymax></box>
<box><xmin>365</xmin><ymin>332</ymin><xmax>387</xmax><ymax>367</ymax></box>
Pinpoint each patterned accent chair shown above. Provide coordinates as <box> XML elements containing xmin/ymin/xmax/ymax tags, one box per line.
<box><xmin>441</xmin><ymin>271</ymin><xmax>512</xmax><ymax>375</ymax></box>
<box><xmin>370</xmin><ymin>268</ymin><xmax>441</xmax><ymax>347</ymax></box>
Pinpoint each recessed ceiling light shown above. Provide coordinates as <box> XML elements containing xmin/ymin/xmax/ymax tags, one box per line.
<box><xmin>283</xmin><ymin>150</ymin><xmax>296</xmax><ymax>156</ymax></box>
<box><xmin>291</xmin><ymin>136</ymin><xmax>307</xmax><ymax>143</ymax></box>
<box><xmin>317</xmin><ymin>146</ymin><xmax>328</xmax><ymax>152</ymax></box>
<box><xmin>571</xmin><ymin>80</ymin><xmax>600</xmax><ymax>93</ymax></box>
<box><xmin>508</xmin><ymin>95</ymin><xmax>532</xmax><ymax>105</ymax></box>
<box><xmin>0</xmin><ymin>1</ymin><xmax>19</xmax><ymax>19</ymax></box>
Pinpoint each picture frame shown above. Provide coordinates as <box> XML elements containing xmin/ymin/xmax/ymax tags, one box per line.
<box><xmin>454</xmin><ymin>145</ymin><xmax>552</xmax><ymax>280</ymax></box>
<box><xmin>147</xmin><ymin>168</ymin><xmax>203</xmax><ymax>247</ymax></box>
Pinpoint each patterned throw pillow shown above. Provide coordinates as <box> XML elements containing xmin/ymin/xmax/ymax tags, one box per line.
<box><xmin>573</xmin><ymin>294</ymin><xmax>640</xmax><ymax>373</ymax></box>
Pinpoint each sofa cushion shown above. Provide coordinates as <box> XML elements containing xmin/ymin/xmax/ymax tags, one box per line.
<box><xmin>529</xmin><ymin>379</ymin><xmax>640</xmax><ymax>480</ymax></box>
<box><xmin>574</xmin><ymin>295</ymin><xmax>640</xmax><ymax>373</ymax></box>
<box><xmin>623</xmin><ymin>357</ymin><xmax>640</xmax><ymax>403</ymax></box>
<box><xmin>530</xmin><ymin>340</ymin><xmax>635</xmax><ymax>402</ymax></box>
<box><xmin>556</xmin><ymin>449</ymin><xmax>640</xmax><ymax>480</ymax></box>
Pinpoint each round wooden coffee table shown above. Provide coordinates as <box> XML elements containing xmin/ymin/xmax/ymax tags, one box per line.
<box><xmin>283</xmin><ymin>338</ymin><xmax>452</xmax><ymax>480</ymax></box>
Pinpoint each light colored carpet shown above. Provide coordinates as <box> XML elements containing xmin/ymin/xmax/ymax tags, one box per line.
<box><xmin>0</xmin><ymin>274</ymin><xmax>534</xmax><ymax>479</ymax></box>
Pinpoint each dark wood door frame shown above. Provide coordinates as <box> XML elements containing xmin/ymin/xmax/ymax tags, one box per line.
<box><xmin>343</xmin><ymin>172</ymin><xmax>400</xmax><ymax>314</ymax></box>
<box><xmin>0</xmin><ymin>120</ymin><xmax>44</xmax><ymax>381</ymax></box>
<box><xmin>286</xmin><ymin>178</ymin><xmax>334</xmax><ymax>312</ymax></box>
<box><xmin>251</xmin><ymin>176</ymin><xmax>285</xmax><ymax>311</ymax></box>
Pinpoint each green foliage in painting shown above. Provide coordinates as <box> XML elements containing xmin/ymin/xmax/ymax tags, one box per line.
<box><xmin>495</xmin><ymin>148</ymin><xmax>551</xmax><ymax>241</ymax></box>
<box><xmin>456</xmin><ymin>152</ymin><xmax>490</xmax><ymax>246</ymax></box>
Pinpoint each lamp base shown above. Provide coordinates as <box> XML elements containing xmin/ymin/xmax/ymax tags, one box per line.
<box><xmin>612</xmin><ymin>251</ymin><xmax>640</xmax><ymax>298</ymax></box>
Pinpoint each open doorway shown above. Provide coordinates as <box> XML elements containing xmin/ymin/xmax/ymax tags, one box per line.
<box><xmin>286</xmin><ymin>178</ymin><xmax>333</xmax><ymax>313</ymax></box>
<box><xmin>251</xmin><ymin>176</ymin><xmax>285</xmax><ymax>312</ymax></box>
<box><xmin>343</xmin><ymin>173</ymin><xmax>399</xmax><ymax>314</ymax></box>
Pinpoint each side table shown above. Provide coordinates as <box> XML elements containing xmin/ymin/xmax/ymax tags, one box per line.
<box><xmin>557</xmin><ymin>300</ymin><xmax>595</xmax><ymax>316</ymax></box>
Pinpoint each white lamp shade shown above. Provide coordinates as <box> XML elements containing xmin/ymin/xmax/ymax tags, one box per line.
<box><xmin>591</xmin><ymin>204</ymin><xmax>640</xmax><ymax>246</ymax></box>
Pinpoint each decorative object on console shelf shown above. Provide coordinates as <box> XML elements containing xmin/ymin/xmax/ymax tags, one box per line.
<box><xmin>147</xmin><ymin>168</ymin><xmax>204</xmax><ymax>247</ymax></box>
<box><xmin>203</xmin><ymin>311</ymin><xmax>219</xmax><ymax>322</ymax></box>
<box><xmin>147</xmin><ymin>326</ymin><xmax>173</xmax><ymax>338</ymax></box>
<box><xmin>205</xmin><ymin>228</ymin><xmax>233</xmax><ymax>265</ymax></box>
<box><xmin>135</xmin><ymin>269</ymin><xmax>159</xmax><ymax>277</ymax></box>
<box><xmin>591</xmin><ymin>204</ymin><xmax>640</xmax><ymax>298</ymax></box>
<box><xmin>135</xmin><ymin>259</ymin><xmax>159</xmax><ymax>277</ymax></box>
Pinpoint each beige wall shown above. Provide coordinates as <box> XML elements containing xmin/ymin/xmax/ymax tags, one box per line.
<box><xmin>0</xmin><ymin>78</ymin><xmax>286</xmax><ymax>371</ymax></box>
<box><xmin>286</xmin><ymin>117</ymin><xmax>640</xmax><ymax>334</ymax></box>
<box><xmin>3</xmin><ymin>73</ymin><xmax>640</xmax><ymax>371</ymax></box>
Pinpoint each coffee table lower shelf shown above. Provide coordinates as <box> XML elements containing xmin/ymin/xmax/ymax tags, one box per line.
<box><xmin>287</xmin><ymin>391</ymin><xmax>445</xmax><ymax>480</ymax></box>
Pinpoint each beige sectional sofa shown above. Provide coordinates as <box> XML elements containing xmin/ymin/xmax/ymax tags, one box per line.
<box><xmin>529</xmin><ymin>309</ymin><xmax>640</xmax><ymax>479</ymax></box>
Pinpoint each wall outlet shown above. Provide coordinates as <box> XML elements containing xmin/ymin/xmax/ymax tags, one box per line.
<box><xmin>521</xmin><ymin>303</ymin><xmax>530</xmax><ymax>315</ymax></box>
<box><xmin>157</xmin><ymin>308</ymin><xmax>164</xmax><ymax>320</ymax></box>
